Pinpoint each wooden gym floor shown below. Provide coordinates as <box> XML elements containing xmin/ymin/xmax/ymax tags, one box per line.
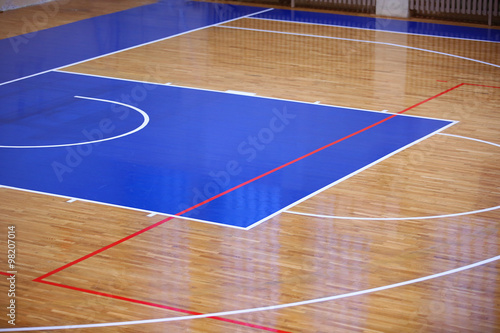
<box><xmin>0</xmin><ymin>0</ymin><xmax>499</xmax><ymax>332</ymax></box>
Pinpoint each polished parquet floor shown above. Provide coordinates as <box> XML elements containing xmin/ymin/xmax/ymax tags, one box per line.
<box><xmin>0</xmin><ymin>0</ymin><xmax>499</xmax><ymax>332</ymax></box>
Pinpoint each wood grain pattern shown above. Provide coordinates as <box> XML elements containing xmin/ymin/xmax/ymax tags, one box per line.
<box><xmin>1</xmin><ymin>1</ymin><xmax>499</xmax><ymax>332</ymax></box>
<box><xmin>0</xmin><ymin>0</ymin><xmax>156</xmax><ymax>39</ymax></box>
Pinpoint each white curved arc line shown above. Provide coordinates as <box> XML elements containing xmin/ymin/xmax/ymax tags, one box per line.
<box><xmin>0</xmin><ymin>96</ymin><xmax>149</xmax><ymax>149</ymax></box>
<box><xmin>284</xmin><ymin>205</ymin><xmax>500</xmax><ymax>221</ymax></box>
<box><xmin>438</xmin><ymin>132</ymin><xmax>500</xmax><ymax>148</ymax></box>
<box><xmin>1</xmin><ymin>255</ymin><xmax>498</xmax><ymax>332</ymax></box>
<box><xmin>247</xmin><ymin>17</ymin><xmax>500</xmax><ymax>43</ymax></box>
<box><xmin>286</xmin><ymin>133</ymin><xmax>500</xmax><ymax>221</ymax></box>
<box><xmin>216</xmin><ymin>25</ymin><xmax>500</xmax><ymax>69</ymax></box>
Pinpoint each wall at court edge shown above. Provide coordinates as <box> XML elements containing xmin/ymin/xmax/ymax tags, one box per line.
<box><xmin>0</xmin><ymin>0</ymin><xmax>56</xmax><ymax>11</ymax></box>
<box><xmin>376</xmin><ymin>0</ymin><xmax>409</xmax><ymax>18</ymax></box>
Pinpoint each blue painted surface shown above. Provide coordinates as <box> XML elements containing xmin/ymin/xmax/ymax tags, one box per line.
<box><xmin>0</xmin><ymin>71</ymin><xmax>453</xmax><ymax>228</ymax></box>
<box><xmin>0</xmin><ymin>0</ymin><xmax>263</xmax><ymax>84</ymax></box>
<box><xmin>254</xmin><ymin>9</ymin><xmax>500</xmax><ymax>42</ymax></box>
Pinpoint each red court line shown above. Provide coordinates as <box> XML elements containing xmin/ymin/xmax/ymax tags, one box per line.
<box><xmin>37</xmin><ymin>280</ymin><xmax>289</xmax><ymax>333</ymax></box>
<box><xmin>463</xmin><ymin>83</ymin><xmax>500</xmax><ymax>89</ymax></box>
<box><xmin>0</xmin><ymin>271</ymin><xmax>12</xmax><ymax>276</ymax></box>
<box><xmin>32</xmin><ymin>83</ymin><xmax>464</xmax><ymax>331</ymax></box>
<box><xmin>34</xmin><ymin>217</ymin><xmax>176</xmax><ymax>281</ymax></box>
<box><xmin>35</xmin><ymin>83</ymin><xmax>464</xmax><ymax>280</ymax></box>
<box><xmin>397</xmin><ymin>83</ymin><xmax>464</xmax><ymax>112</ymax></box>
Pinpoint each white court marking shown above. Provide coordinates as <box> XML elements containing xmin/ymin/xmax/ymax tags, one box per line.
<box><xmin>216</xmin><ymin>25</ymin><xmax>500</xmax><ymax>69</ymax></box>
<box><xmin>55</xmin><ymin>70</ymin><xmax>456</xmax><ymax>122</ymax></box>
<box><xmin>0</xmin><ymin>96</ymin><xmax>150</xmax><ymax>148</ymax></box>
<box><xmin>1</xmin><ymin>255</ymin><xmax>498</xmax><ymax>331</ymax></box>
<box><xmin>286</xmin><ymin>133</ymin><xmax>500</xmax><ymax>220</ymax></box>
<box><xmin>0</xmin><ymin>184</ymin><xmax>247</xmax><ymax>230</ymax></box>
<box><xmin>225</xmin><ymin>89</ymin><xmax>257</xmax><ymax>96</ymax></box>
<box><xmin>247</xmin><ymin>16</ymin><xmax>500</xmax><ymax>43</ymax></box>
<box><xmin>0</xmin><ymin>8</ymin><xmax>275</xmax><ymax>88</ymax></box>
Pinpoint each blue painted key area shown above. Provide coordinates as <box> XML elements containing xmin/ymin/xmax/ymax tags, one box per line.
<box><xmin>0</xmin><ymin>71</ymin><xmax>453</xmax><ymax>228</ymax></box>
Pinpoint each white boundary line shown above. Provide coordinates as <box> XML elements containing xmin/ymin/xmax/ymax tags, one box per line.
<box><xmin>1</xmin><ymin>254</ymin><xmax>498</xmax><ymax>331</ymax></box>
<box><xmin>0</xmin><ymin>185</ymin><xmax>247</xmax><ymax>230</ymax></box>
<box><xmin>285</xmin><ymin>132</ymin><xmax>500</xmax><ymax>221</ymax></box>
<box><xmin>247</xmin><ymin>121</ymin><xmax>457</xmax><ymax>229</ymax></box>
<box><xmin>53</xmin><ymin>69</ymin><xmax>456</xmax><ymax>123</ymax></box>
<box><xmin>0</xmin><ymin>8</ymin><xmax>274</xmax><ymax>87</ymax></box>
<box><xmin>216</xmin><ymin>25</ymin><xmax>500</xmax><ymax>69</ymax></box>
<box><xmin>246</xmin><ymin>16</ymin><xmax>500</xmax><ymax>43</ymax></box>
<box><xmin>0</xmin><ymin>96</ymin><xmax>149</xmax><ymax>148</ymax></box>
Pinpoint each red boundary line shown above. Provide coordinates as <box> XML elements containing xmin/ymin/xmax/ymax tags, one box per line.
<box><xmin>463</xmin><ymin>83</ymin><xmax>500</xmax><ymax>89</ymax></box>
<box><xmin>36</xmin><ymin>280</ymin><xmax>288</xmax><ymax>333</ymax></box>
<box><xmin>0</xmin><ymin>271</ymin><xmax>12</xmax><ymax>277</ymax></box>
<box><xmin>31</xmin><ymin>83</ymin><xmax>465</xmax><ymax>331</ymax></box>
<box><xmin>36</xmin><ymin>83</ymin><xmax>464</xmax><ymax>282</ymax></box>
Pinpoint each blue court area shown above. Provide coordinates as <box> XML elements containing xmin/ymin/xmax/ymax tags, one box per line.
<box><xmin>0</xmin><ymin>71</ymin><xmax>454</xmax><ymax>228</ymax></box>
